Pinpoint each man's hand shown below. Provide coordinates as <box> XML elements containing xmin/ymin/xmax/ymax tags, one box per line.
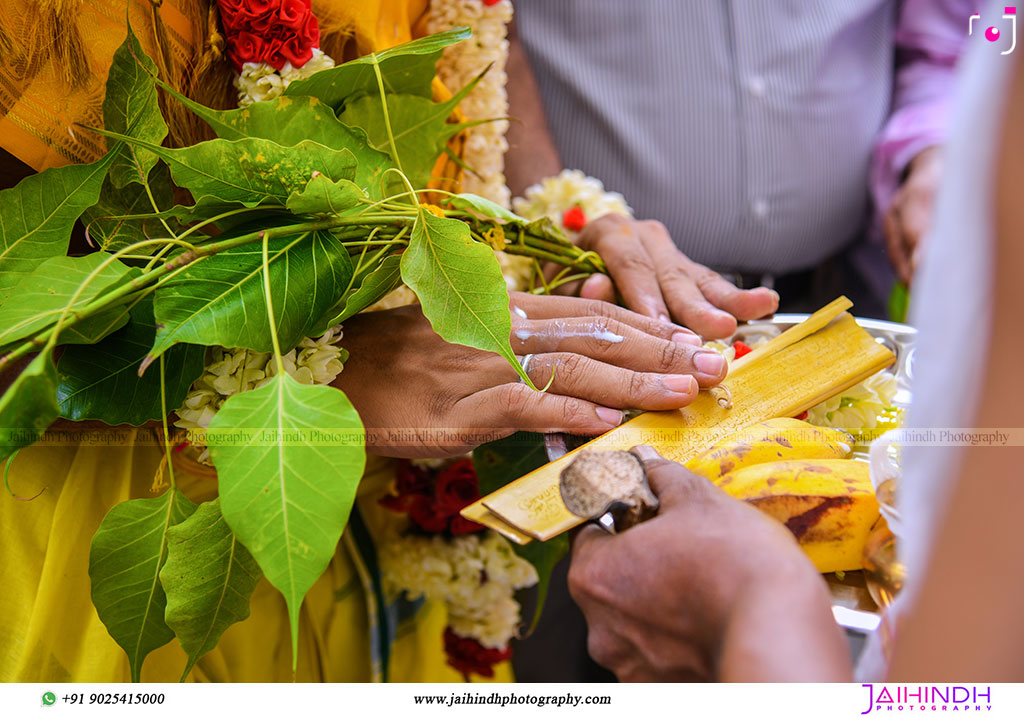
<box><xmin>568</xmin><ymin>446</ymin><xmax>851</xmax><ymax>682</ymax></box>
<box><xmin>884</xmin><ymin>145</ymin><xmax>943</xmax><ymax>285</ymax></box>
<box><xmin>333</xmin><ymin>297</ymin><xmax>728</xmax><ymax>458</ymax></box>
<box><xmin>555</xmin><ymin>215</ymin><xmax>779</xmax><ymax>339</ymax></box>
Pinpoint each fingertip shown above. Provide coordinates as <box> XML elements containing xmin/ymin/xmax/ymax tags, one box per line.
<box><xmin>580</xmin><ymin>274</ymin><xmax>616</xmax><ymax>303</ymax></box>
<box><xmin>630</xmin><ymin>444</ymin><xmax>663</xmax><ymax>462</ymax></box>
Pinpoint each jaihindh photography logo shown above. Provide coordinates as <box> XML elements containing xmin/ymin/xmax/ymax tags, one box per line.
<box><xmin>861</xmin><ymin>684</ymin><xmax>993</xmax><ymax>713</ymax></box>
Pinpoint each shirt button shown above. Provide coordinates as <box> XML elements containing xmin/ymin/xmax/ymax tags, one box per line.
<box><xmin>752</xmin><ymin>199</ymin><xmax>769</xmax><ymax>219</ymax></box>
<box><xmin>747</xmin><ymin>76</ymin><xmax>766</xmax><ymax>97</ymax></box>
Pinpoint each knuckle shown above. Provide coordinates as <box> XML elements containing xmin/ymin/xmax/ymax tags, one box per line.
<box><xmin>618</xmin><ymin>251</ymin><xmax>656</xmax><ymax>274</ymax></box>
<box><xmin>656</xmin><ymin>340</ymin><xmax>683</xmax><ymax>373</ymax></box>
<box><xmin>497</xmin><ymin>384</ymin><xmax>530</xmax><ymax>422</ymax></box>
<box><xmin>556</xmin><ymin>352</ymin><xmax>586</xmax><ymax>381</ymax></box>
<box><xmin>561</xmin><ymin>396</ymin><xmax>586</xmax><ymax>427</ymax></box>
<box><xmin>625</xmin><ymin>370</ymin><xmax>652</xmax><ymax>401</ymax></box>
<box><xmin>639</xmin><ymin>219</ymin><xmax>669</xmax><ymax>236</ymax></box>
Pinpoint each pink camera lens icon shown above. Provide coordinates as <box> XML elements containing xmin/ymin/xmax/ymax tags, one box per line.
<box><xmin>970</xmin><ymin>7</ymin><xmax>1017</xmax><ymax>54</ymax></box>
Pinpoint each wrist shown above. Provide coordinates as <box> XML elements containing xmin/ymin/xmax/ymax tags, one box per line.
<box><xmin>717</xmin><ymin>555</ymin><xmax>850</xmax><ymax>681</ymax></box>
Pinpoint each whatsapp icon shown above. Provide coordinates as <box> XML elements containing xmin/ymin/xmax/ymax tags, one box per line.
<box><xmin>42</xmin><ymin>692</ymin><xmax>56</xmax><ymax>706</ymax></box>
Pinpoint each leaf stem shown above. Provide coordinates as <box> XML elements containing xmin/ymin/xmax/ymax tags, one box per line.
<box><xmin>261</xmin><ymin>230</ymin><xmax>287</xmax><ymax>376</ymax></box>
<box><xmin>159</xmin><ymin>355</ymin><xmax>177</xmax><ymax>490</ymax></box>
<box><xmin>370</xmin><ymin>55</ymin><xmax>405</xmax><ymax>181</ymax></box>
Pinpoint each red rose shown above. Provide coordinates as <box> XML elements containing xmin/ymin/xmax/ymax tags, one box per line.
<box><xmin>407</xmin><ymin>494</ymin><xmax>452</xmax><ymax>534</ymax></box>
<box><xmin>227</xmin><ymin>30</ymin><xmax>266</xmax><ymax>69</ymax></box>
<box><xmin>443</xmin><ymin>628</ymin><xmax>512</xmax><ymax>678</ymax></box>
<box><xmin>448</xmin><ymin>514</ymin><xmax>486</xmax><ymax>536</ymax></box>
<box><xmin>482</xmin><ymin>0</ymin><xmax>503</xmax><ymax>6</ymax></box>
<box><xmin>378</xmin><ymin>461</ymin><xmax>433</xmax><ymax>513</ymax></box>
<box><xmin>278</xmin><ymin>0</ymin><xmax>310</xmax><ymax>30</ymax></box>
<box><xmin>562</xmin><ymin>205</ymin><xmax>586</xmax><ymax>232</ymax></box>
<box><xmin>299</xmin><ymin>11</ymin><xmax>320</xmax><ymax>46</ymax></box>
<box><xmin>261</xmin><ymin>35</ymin><xmax>288</xmax><ymax>70</ymax></box>
<box><xmin>217</xmin><ymin>0</ymin><xmax>279</xmax><ymax>29</ymax></box>
<box><xmin>280</xmin><ymin>33</ymin><xmax>314</xmax><ymax>67</ymax></box>
<box><xmin>434</xmin><ymin>459</ymin><xmax>481</xmax><ymax>515</ymax></box>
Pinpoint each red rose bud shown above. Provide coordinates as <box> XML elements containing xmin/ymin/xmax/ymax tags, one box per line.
<box><xmin>280</xmin><ymin>34</ymin><xmax>314</xmax><ymax>67</ymax></box>
<box><xmin>228</xmin><ymin>30</ymin><xmax>267</xmax><ymax>70</ymax></box>
<box><xmin>300</xmin><ymin>12</ymin><xmax>320</xmax><ymax>46</ymax></box>
<box><xmin>562</xmin><ymin>205</ymin><xmax>586</xmax><ymax>232</ymax></box>
<box><xmin>434</xmin><ymin>459</ymin><xmax>481</xmax><ymax>514</ymax></box>
<box><xmin>278</xmin><ymin>0</ymin><xmax>309</xmax><ymax>29</ymax></box>
<box><xmin>444</xmin><ymin>628</ymin><xmax>512</xmax><ymax>679</ymax></box>
<box><xmin>407</xmin><ymin>494</ymin><xmax>452</xmax><ymax>534</ymax></box>
<box><xmin>483</xmin><ymin>0</ymin><xmax>503</xmax><ymax>6</ymax></box>
<box><xmin>732</xmin><ymin>340</ymin><xmax>753</xmax><ymax>359</ymax></box>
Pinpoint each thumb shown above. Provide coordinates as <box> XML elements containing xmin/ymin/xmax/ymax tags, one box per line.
<box><xmin>631</xmin><ymin>444</ymin><xmax>711</xmax><ymax>508</ymax></box>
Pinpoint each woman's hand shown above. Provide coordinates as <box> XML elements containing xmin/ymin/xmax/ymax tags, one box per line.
<box><xmin>549</xmin><ymin>215</ymin><xmax>779</xmax><ymax>339</ymax></box>
<box><xmin>332</xmin><ymin>294</ymin><xmax>729</xmax><ymax>458</ymax></box>
<box><xmin>568</xmin><ymin>446</ymin><xmax>851</xmax><ymax>682</ymax></box>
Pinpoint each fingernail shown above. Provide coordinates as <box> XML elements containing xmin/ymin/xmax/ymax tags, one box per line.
<box><xmin>595</xmin><ymin>406</ymin><xmax>623</xmax><ymax>426</ymax></box>
<box><xmin>694</xmin><ymin>351</ymin><xmax>726</xmax><ymax>376</ymax></box>
<box><xmin>671</xmin><ymin>331</ymin><xmax>703</xmax><ymax>346</ymax></box>
<box><xmin>631</xmin><ymin>445</ymin><xmax>660</xmax><ymax>461</ymax></box>
<box><xmin>661</xmin><ymin>374</ymin><xmax>696</xmax><ymax>394</ymax></box>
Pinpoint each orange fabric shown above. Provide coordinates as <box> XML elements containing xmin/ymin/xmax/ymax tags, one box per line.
<box><xmin>0</xmin><ymin>0</ymin><xmax>458</xmax><ymax>176</ymax></box>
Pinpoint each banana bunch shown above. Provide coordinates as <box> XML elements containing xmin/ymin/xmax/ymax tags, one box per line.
<box><xmin>685</xmin><ymin>418</ymin><xmax>878</xmax><ymax>573</ymax></box>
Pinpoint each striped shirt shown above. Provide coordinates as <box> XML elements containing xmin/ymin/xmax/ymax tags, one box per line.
<box><xmin>515</xmin><ymin>0</ymin><xmax>898</xmax><ymax>275</ymax></box>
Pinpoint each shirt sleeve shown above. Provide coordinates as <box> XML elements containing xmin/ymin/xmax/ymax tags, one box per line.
<box><xmin>870</xmin><ymin>0</ymin><xmax>968</xmax><ymax>215</ymax></box>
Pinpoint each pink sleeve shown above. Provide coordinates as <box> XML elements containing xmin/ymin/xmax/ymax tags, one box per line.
<box><xmin>871</xmin><ymin>0</ymin><xmax>969</xmax><ymax>215</ymax></box>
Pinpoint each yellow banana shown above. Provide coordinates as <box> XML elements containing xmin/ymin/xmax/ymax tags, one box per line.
<box><xmin>717</xmin><ymin>459</ymin><xmax>879</xmax><ymax>573</ymax></box>
<box><xmin>684</xmin><ymin>418</ymin><xmax>854</xmax><ymax>483</ymax></box>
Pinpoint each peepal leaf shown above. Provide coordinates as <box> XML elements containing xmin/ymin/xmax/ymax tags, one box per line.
<box><xmin>400</xmin><ymin>209</ymin><xmax>531</xmax><ymax>384</ymax></box>
<box><xmin>161</xmin><ymin>498</ymin><xmax>263</xmax><ymax>679</ymax></box>
<box><xmin>443</xmin><ymin>193</ymin><xmax>521</xmax><ymax>223</ymax></box>
<box><xmin>285</xmin><ymin>27</ymin><xmax>471</xmax><ymax>108</ymax></box>
<box><xmin>0</xmin><ymin>349</ymin><xmax>59</xmax><ymax>463</ymax></box>
<box><xmin>82</xmin><ymin>163</ymin><xmax>174</xmax><ymax>253</ymax></box>
<box><xmin>103</xmin><ymin>24</ymin><xmax>168</xmax><ymax>188</ymax></box>
<box><xmin>323</xmin><ymin>253</ymin><xmax>403</xmax><ymax>328</ymax></box>
<box><xmin>0</xmin><ymin>150</ymin><xmax>117</xmax><ymax>303</ymax></box>
<box><xmin>157</xmin><ymin>87</ymin><xmax>391</xmax><ymax>197</ymax></box>
<box><xmin>57</xmin><ymin>299</ymin><xmax>205</xmax><ymax>425</ymax></box>
<box><xmin>89</xmin><ymin>488</ymin><xmax>197</xmax><ymax>682</ymax></box>
<box><xmin>286</xmin><ymin>175</ymin><xmax>365</xmax><ymax>216</ymax></box>
<box><xmin>0</xmin><ymin>253</ymin><xmax>139</xmax><ymax>348</ymax></box>
<box><xmin>149</xmin><ymin>230</ymin><xmax>353</xmax><ymax>360</ymax></box>
<box><xmin>93</xmin><ymin>131</ymin><xmax>358</xmax><ymax>206</ymax></box>
<box><xmin>207</xmin><ymin>374</ymin><xmax>366</xmax><ymax>664</ymax></box>
<box><xmin>337</xmin><ymin>72</ymin><xmax>485</xmax><ymax>190</ymax></box>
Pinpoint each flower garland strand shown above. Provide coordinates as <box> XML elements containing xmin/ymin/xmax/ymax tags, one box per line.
<box><xmin>217</xmin><ymin>0</ymin><xmax>336</xmax><ymax>106</ymax></box>
<box><xmin>377</xmin><ymin>458</ymin><xmax>538</xmax><ymax>677</ymax></box>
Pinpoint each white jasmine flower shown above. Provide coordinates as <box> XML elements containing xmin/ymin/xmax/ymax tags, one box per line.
<box><xmin>174</xmin><ymin>326</ymin><xmax>346</xmax><ymax>463</ymax></box>
<box><xmin>235</xmin><ymin>49</ymin><xmax>336</xmax><ymax>107</ymax></box>
<box><xmin>807</xmin><ymin>371</ymin><xmax>898</xmax><ymax>432</ymax></box>
<box><xmin>513</xmin><ymin>169</ymin><xmax>633</xmax><ymax>236</ymax></box>
<box><xmin>380</xmin><ymin>530</ymin><xmax>538</xmax><ymax>649</ymax></box>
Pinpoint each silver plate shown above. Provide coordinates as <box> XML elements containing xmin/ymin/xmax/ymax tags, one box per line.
<box><xmin>543</xmin><ymin>314</ymin><xmax>916</xmax><ymax>462</ymax></box>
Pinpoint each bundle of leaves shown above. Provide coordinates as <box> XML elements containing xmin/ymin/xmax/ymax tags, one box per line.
<box><xmin>0</xmin><ymin>26</ymin><xmax>601</xmax><ymax>681</ymax></box>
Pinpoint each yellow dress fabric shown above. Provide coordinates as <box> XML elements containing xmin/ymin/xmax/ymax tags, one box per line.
<box><xmin>0</xmin><ymin>430</ymin><xmax>511</xmax><ymax>682</ymax></box>
<box><xmin>0</xmin><ymin>0</ymin><xmax>505</xmax><ymax>683</ymax></box>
